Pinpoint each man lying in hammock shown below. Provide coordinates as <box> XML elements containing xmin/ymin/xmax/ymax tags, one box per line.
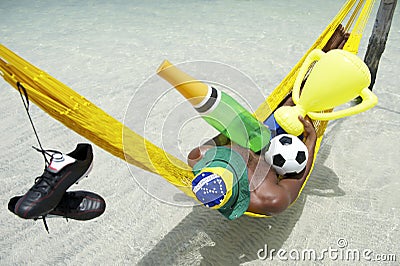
<box><xmin>186</xmin><ymin>25</ymin><xmax>349</xmax><ymax>220</ymax></box>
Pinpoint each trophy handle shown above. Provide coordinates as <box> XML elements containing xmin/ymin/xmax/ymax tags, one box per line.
<box><xmin>292</xmin><ymin>49</ymin><xmax>325</xmax><ymax>104</ymax></box>
<box><xmin>308</xmin><ymin>88</ymin><xmax>378</xmax><ymax>120</ymax></box>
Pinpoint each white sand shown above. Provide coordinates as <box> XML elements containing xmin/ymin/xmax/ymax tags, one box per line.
<box><xmin>1</xmin><ymin>1</ymin><xmax>399</xmax><ymax>265</ymax></box>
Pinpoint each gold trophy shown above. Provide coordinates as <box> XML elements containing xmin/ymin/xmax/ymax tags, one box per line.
<box><xmin>274</xmin><ymin>49</ymin><xmax>378</xmax><ymax>136</ymax></box>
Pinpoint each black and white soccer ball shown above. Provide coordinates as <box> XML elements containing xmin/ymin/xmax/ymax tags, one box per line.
<box><xmin>264</xmin><ymin>134</ymin><xmax>308</xmax><ymax>176</ymax></box>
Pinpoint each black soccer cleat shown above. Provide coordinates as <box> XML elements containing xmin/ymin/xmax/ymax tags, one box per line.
<box><xmin>13</xmin><ymin>143</ymin><xmax>93</xmax><ymax>219</ymax></box>
<box><xmin>8</xmin><ymin>190</ymin><xmax>106</xmax><ymax>221</ymax></box>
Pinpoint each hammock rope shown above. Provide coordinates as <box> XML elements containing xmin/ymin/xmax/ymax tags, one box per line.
<box><xmin>0</xmin><ymin>0</ymin><xmax>377</xmax><ymax>214</ymax></box>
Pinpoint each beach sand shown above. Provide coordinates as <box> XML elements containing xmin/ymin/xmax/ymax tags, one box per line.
<box><xmin>1</xmin><ymin>1</ymin><xmax>399</xmax><ymax>265</ymax></box>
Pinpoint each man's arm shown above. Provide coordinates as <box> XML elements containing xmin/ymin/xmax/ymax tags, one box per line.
<box><xmin>275</xmin><ymin>116</ymin><xmax>316</xmax><ymax>198</ymax></box>
<box><xmin>248</xmin><ymin>116</ymin><xmax>317</xmax><ymax>215</ymax></box>
<box><xmin>323</xmin><ymin>24</ymin><xmax>349</xmax><ymax>52</ymax></box>
<box><xmin>187</xmin><ymin>134</ymin><xmax>231</xmax><ymax>167</ymax></box>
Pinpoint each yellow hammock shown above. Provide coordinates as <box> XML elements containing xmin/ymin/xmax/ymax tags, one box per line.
<box><xmin>0</xmin><ymin>0</ymin><xmax>376</xmax><ymax>217</ymax></box>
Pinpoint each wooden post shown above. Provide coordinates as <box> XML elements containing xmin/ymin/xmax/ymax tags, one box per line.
<box><xmin>364</xmin><ymin>0</ymin><xmax>397</xmax><ymax>91</ymax></box>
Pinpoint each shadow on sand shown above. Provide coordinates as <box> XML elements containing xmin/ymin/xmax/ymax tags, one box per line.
<box><xmin>138</xmin><ymin>121</ymin><xmax>346</xmax><ymax>265</ymax></box>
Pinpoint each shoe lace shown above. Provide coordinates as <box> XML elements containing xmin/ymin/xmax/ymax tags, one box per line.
<box><xmin>31</xmin><ymin>147</ymin><xmax>63</xmax><ymax>194</ymax></box>
<box><xmin>16</xmin><ymin>82</ymin><xmax>66</xmax><ymax>234</ymax></box>
<box><xmin>17</xmin><ymin>82</ymin><xmax>50</xmax><ymax>166</ymax></box>
<box><xmin>41</xmin><ymin>196</ymin><xmax>75</xmax><ymax>232</ymax></box>
<box><xmin>32</xmin><ymin>172</ymin><xmax>55</xmax><ymax>193</ymax></box>
<box><xmin>42</xmin><ymin>216</ymin><xmax>50</xmax><ymax>233</ymax></box>
<box><xmin>33</xmin><ymin>216</ymin><xmax>50</xmax><ymax>233</ymax></box>
<box><xmin>34</xmin><ymin>192</ymin><xmax>76</xmax><ymax>233</ymax></box>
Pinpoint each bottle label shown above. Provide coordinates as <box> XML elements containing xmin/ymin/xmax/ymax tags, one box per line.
<box><xmin>194</xmin><ymin>86</ymin><xmax>221</xmax><ymax>115</ymax></box>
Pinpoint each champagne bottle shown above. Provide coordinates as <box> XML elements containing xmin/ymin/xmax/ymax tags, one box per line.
<box><xmin>157</xmin><ymin>60</ymin><xmax>270</xmax><ymax>152</ymax></box>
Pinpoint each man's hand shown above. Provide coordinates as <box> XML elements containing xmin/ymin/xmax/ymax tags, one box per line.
<box><xmin>298</xmin><ymin>115</ymin><xmax>316</xmax><ymax>147</ymax></box>
<box><xmin>323</xmin><ymin>24</ymin><xmax>349</xmax><ymax>52</ymax></box>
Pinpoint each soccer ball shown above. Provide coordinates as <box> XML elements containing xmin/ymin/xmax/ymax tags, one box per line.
<box><xmin>264</xmin><ymin>134</ymin><xmax>308</xmax><ymax>176</ymax></box>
